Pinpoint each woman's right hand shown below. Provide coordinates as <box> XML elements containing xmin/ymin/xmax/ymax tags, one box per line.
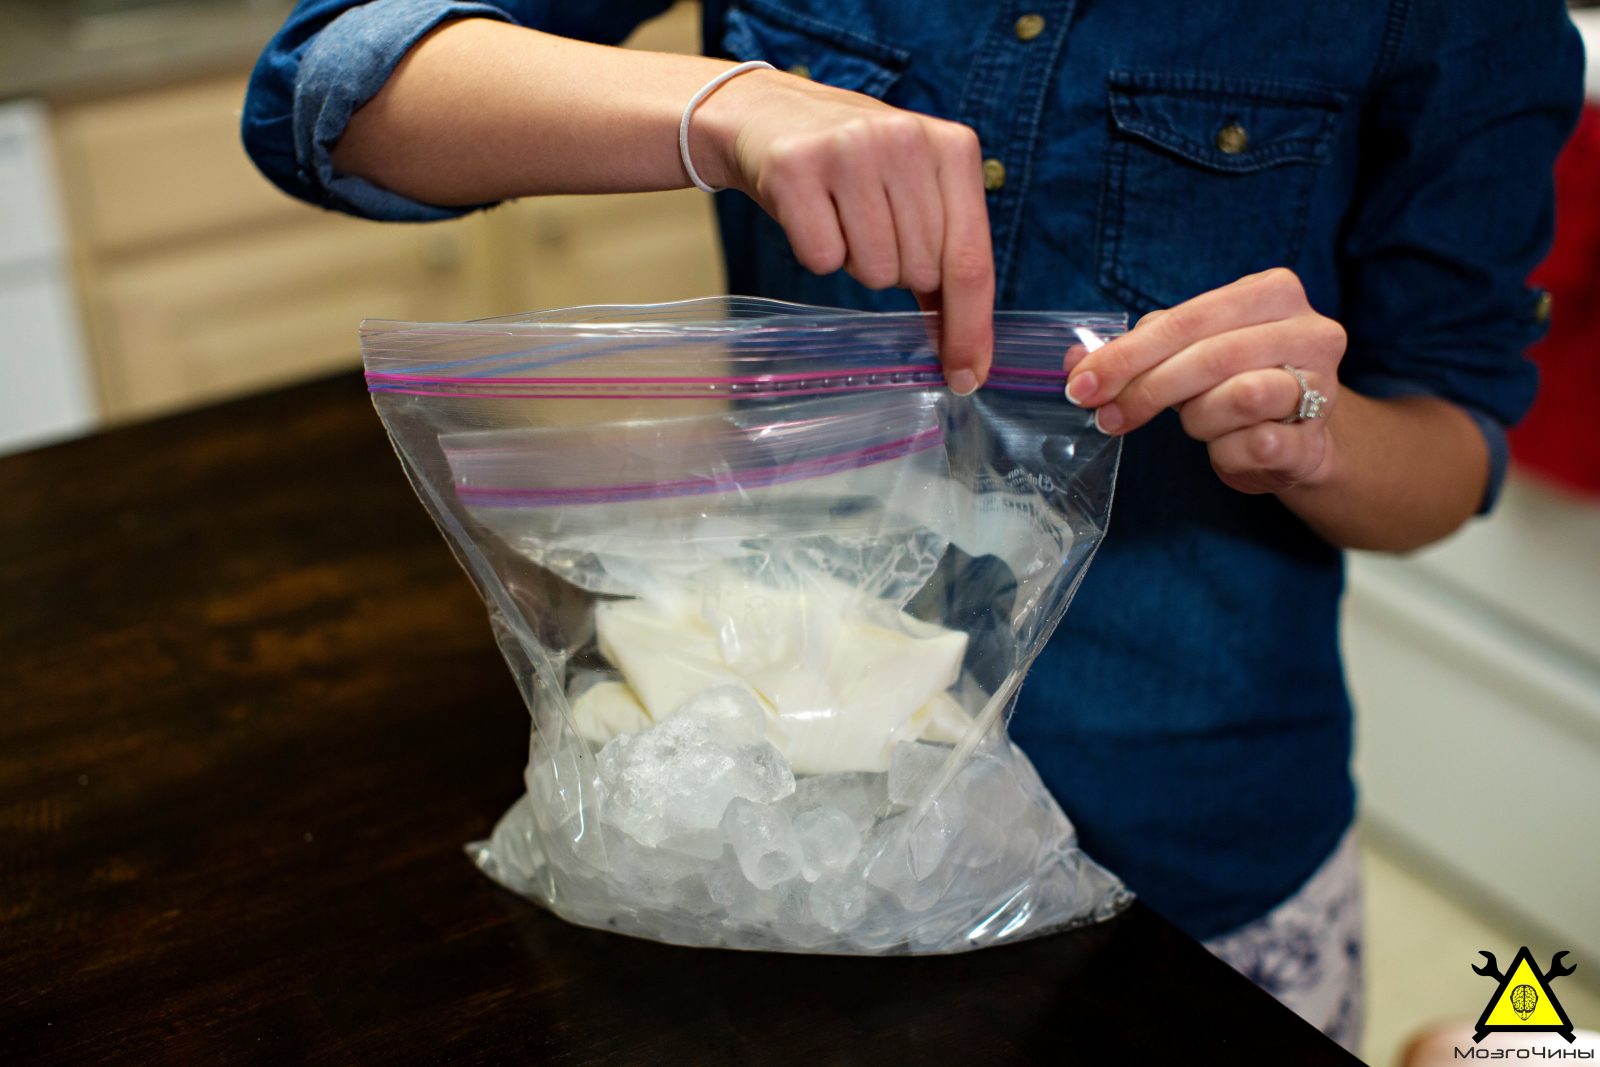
<box><xmin>691</xmin><ymin>69</ymin><xmax>995</xmax><ymax>393</ymax></box>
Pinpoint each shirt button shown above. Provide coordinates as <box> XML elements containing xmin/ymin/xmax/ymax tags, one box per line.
<box><xmin>982</xmin><ymin>157</ymin><xmax>1007</xmax><ymax>191</ymax></box>
<box><xmin>787</xmin><ymin>63</ymin><xmax>811</xmax><ymax>79</ymax></box>
<box><xmin>1215</xmin><ymin>122</ymin><xmax>1250</xmax><ymax>155</ymax></box>
<box><xmin>1535</xmin><ymin>290</ymin><xmax>1554</xmax><ymax>324</ymax></box>
<box><xmin>1014</xmin><ymin>13</ymin><xmax>1046</xmax><ymax>41</ymax></box>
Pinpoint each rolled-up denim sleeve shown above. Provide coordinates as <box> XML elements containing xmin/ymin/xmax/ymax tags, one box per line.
<box><xmin>242</xmin><ymin>0</ymin><xmax>673</xmax><ymax>221</ymax></box>
<box><xmin>1338</xmin><ymin>0</ymin><xmax>1584</xmax><ymax>513</ymax></box>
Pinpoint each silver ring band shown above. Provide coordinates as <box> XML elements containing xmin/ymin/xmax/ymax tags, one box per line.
<box><xmin>1280</xmin><ymin>364</ymin><xmax>1328</xmax><ymax>424</ymax></box>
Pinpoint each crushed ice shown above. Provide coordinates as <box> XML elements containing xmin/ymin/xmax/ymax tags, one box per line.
<box><xmin>480</xmin><ymin>685</ymin><xmax>1128</xmax><ymax>952</ymax></box>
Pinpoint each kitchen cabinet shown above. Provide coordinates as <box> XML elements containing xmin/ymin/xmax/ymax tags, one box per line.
<box><xmin>85</xmin><ymin>216</ymin><xmax>496</xmax><ymax>414</ymax></box>
<box><xmin>46</xmin><ymin>2</ymin><xmax>722</xmax><ymax>423</ymax></box>
<box><xmin>490</xmin><ymin>190</ymin><xmax>725</xmax><ymax>314</ymax></box>
<box><xmin>51</xmin><ymin>73</ymin><xmax>499</xmax><ymax>420</ymax></box>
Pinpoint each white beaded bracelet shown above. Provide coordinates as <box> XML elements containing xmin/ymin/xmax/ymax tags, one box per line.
<box><xmin>678</xmin><ymin>60</ymin><xmax>776</xmax><ymax>193</ymax></box>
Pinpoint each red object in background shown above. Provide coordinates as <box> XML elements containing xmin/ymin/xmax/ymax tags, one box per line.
<box><xmin>1511</xmin><ymin>104</ymin><xmax>1600</xmax><ymax>498</ymax></box>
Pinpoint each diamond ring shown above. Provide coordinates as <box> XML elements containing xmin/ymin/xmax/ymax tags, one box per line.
<box><xmin>1280</xmin><ymin>364</ymin><xmax>1328</xmax><ymax>424</ymax></box>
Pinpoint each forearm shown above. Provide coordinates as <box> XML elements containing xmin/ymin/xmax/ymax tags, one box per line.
<box><xmin>331</xmin><ymin>18</ymin><xmax>747</xmax><ymax>204</ymax></box>
<box><xmin>1278</xmin><ymin>390</ymin><xmax>1489</xmax><ymax>553</ymax></box>
<box><xmin>329</xmin><ymin>17</ymin><xmax>996</xmax><ymax>383</ymax></box>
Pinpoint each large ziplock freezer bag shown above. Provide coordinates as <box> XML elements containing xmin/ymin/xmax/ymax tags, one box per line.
<box><xmin>361</xmin><ymin>297</ymin><xmax>1131</xmax><ymax>954</ymax></box>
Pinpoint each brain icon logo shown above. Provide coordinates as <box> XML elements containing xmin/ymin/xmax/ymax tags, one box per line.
<box><xmin>1510</xmin><ymin>984</ymin><xmax>1539</xmax><ymax>1020</ymax></box>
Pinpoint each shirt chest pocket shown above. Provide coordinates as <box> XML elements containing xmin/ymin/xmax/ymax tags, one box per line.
<box><xmin>720</xmin><ymin>0</ymin><xmax>909</xmax><ymax>99</ymax></box>
<box><xmin>1098</xmin><ymin>73</ymin><xmax>1346</xmax><ymax>311</ymax></box>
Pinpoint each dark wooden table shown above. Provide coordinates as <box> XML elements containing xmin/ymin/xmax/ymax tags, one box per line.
<box><xmin>0</xmin><ymin>374</ymin><xmax>1359</xmax><ymax>1064</ymax></box>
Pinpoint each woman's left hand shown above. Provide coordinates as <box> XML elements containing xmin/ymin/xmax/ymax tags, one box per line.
<box><xmin>1064</xmin><ymin>268</ymin><xmax>1347</xmax><ymax>495</ymax></box>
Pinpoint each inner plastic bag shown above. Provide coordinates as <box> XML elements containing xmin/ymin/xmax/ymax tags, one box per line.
<box><xmin>361</xmin><ymin>297</ymin><xmax>1131</xmax><ymax>954</ymax></box>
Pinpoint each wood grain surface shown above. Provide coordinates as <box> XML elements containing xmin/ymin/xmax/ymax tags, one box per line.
<box><xmin>0</xmin><ymin>373</ymin><xmax>1358</xmax><ymax>1064</ymax></box>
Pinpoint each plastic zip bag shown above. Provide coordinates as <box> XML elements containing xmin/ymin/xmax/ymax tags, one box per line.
<box><xmin>362</xmin><ymin>297</ymin><xmax>1132</xmax><ymax>954</ymax></box>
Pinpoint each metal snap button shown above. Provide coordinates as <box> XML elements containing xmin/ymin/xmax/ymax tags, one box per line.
<box><xmin>1216</xmin><ymin>122</ymin><xmax>1250</xmax><ymax>155</ymax></box>
<box><xmin>982</xmin><ymin>158</ymin><xmax>1007</xmax><ymax>191</ymax></box>
<box><xmin>1014</xmin><ymin>14</ymin><xmax>1046</xmax><ymax>41</ymax></box>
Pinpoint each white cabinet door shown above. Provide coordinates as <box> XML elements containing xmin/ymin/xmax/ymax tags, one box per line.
<box><xmin>0</xmin><ymin>100</ymin><xmax>94</xmax><ymax>454</ymax></box>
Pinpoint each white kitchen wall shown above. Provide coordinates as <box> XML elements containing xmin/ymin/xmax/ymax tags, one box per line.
<box><xmin>1344</xmin><ymin>474</ymin><xmax>1600</xmax><ymax>968</ymax></box>
<box><xmin>1577</xmin><ymin>8</ymin><xmax>1600</xmax><ymax>101</ymax></box>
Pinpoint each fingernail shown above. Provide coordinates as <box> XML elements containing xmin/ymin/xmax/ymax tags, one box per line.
<box><xmin>1065</xmin><ymin>371</ymin><xmax>1097</xmax><ymax>407</ymax></box>
<box><xmin>948</xmin><ymin>368</ymin><xmax>979</xmax><ymax>396</ymax></box>
<box><xmin>1094</xmin><ymin>403</ymin><xmax>1124</xmax><ymax>435</ymax></box>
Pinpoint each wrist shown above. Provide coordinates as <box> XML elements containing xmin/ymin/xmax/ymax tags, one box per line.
<box><xmin>686</xmin><ymin>67</ymin><xmax>782</xmax><ymax>192</ymax></box>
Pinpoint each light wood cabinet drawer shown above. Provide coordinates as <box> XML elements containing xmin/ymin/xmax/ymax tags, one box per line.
<box><xmin>54</xmin><ymin>75</ymin><xmax>310</xmax><ymax>258</ymax></box>
<box><xmin>53</xmin><ymin>1</ymin><xmax>721</xmax><ymax>422</ymax></box>
<box><xmin>91</xmin><ymin>215</ymin><xmax>492</xmax><ymax>418</ymax></box>
<box><xmin>496</xmin><ymin>188</ymin><xmax>725</xmax><ymax>310</ymax></box>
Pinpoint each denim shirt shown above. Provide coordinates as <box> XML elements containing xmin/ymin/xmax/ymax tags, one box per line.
<box><xmin>243</xmin><ymin>0</ymin><xmax>1583</xmax><ymax>940</ymax></box>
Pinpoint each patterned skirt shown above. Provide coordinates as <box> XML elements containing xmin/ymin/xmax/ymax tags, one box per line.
<box><xmin>1203</xmin><ymin>826</ymin><xmax>1364</xmax><ymax>1055</ymax></box>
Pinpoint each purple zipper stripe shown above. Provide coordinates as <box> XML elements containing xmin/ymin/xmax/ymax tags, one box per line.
<box><xmin>456</xmin><ymin>426</ymin><xmax>945</xmax><ymax>508</ymax></box>
<box><xmin>371</xmin><ymin>384</ymin><xmax>1065</xmax><ymax>401</ymax></box>
<box><xmin>369</xmin><ymin>379</ymin><xmax>1066</xmax><ymax>401</ymax></box>
<box><xmin>371</xmin><ymin>384</ymin><xmax>926</xmax><ymax>400</ymax></box>
<box><xmin>366</xmin><ymin>364</ymin><xmax>1068</xmax><ymax>386</ymax></box>
<box><xmin>367</xmin><ymin>365</ymin><xmax>928</xmax><ymax>386</ymax></box>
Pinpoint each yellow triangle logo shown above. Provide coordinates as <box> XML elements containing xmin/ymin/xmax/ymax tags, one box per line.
<box><xmin>1472</xmin><ymin>947</ymin><xmax>1578</xmax><ymax>1044</ymax></box>
<box><xmin>1484</xmin><ymin>956</ymin><xmax>1565</xmax><ymax>1026</ymax></box>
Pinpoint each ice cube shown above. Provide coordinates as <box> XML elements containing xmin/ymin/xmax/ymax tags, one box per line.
<box><xmin>703</xmin><ymin>862</ymin><xmax>747</xmax><ymax>911</ymax></box>
<box><xmin>808</xmin><ymin>874</ymin><xmax>870</xmax><ymax>933</ymax></box>
<box><xmin>943</xmin><ymin>816</ymin><xmax>1008</xmax><ymax>869</ymax></box>
<box><xmin>792</xmin><ymin>771</ymin><xmax>887</xmax><ymax>832</ymax></box>
<box><xmin>860</xmin><ymin>815</ymin><xmax>916</xmax><ymax>896</ymax></box>
<box><xmin>766</xmin><ymin>878</ymin><xmax>831</xmax><ymax>949</ymax></box>
<box><xmin>861</xmin><ymin>813</ymin><xmax>956</xmax><ymax>912</ymax></box>
<box><xmin>708</xmin><ymin>862</ymin><xmax>783</xmax><ymax>928</ymax></box>
<box><xmin>674</xmin><ymin>684</ymin><xmax>770</xmax><ymax>744</ymax></box>
<box><xmin>958</xmin><ymin>751</ymin><xmax>1032</xmax><ymax>827</ymax></box>
<box><xmin>841</xmin><ymin>890</ymin><xmax>912</xmax><ymax>953</ymax></box>
<box><xmin>596</xmin><ymin>709</ymin><xmax>794</xmax><ymax>847</ymax></box>
<box><xmin>660</xmin><ymin>872</ymin><xmax>723</xmax><ymax>919</ymax></box>
<box><xmin>906</xmin><ymin>795</ymin><xmax>958</xmax><ymax>876</ymax></box>
<box><xmin>736</xmin><ymin>738</ymin><xmax>796</xmax><ymax>805</ymax></box>
<box><xmin>658</xmin><ymin>826</ymin><xmax>726</xmax><ymax>861</ymax></box>
<box><xmin>604</xmin><ymin>828</ymin><xmax>704</xmax><ymax>906</ymax></box>
<box><xmin>887</xmin><ymin>741</ymin><xmax>952</xmax><ymax>806</ymax></box>
<box><xmin>722</xmin><ymin>797</ymin><xmax>803</xmax><ymax>889</ymax></box>
<box><xmin>792</xmin><ymin>806</ymin><xmax>862</xmax><ymax>881</ymax></box>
